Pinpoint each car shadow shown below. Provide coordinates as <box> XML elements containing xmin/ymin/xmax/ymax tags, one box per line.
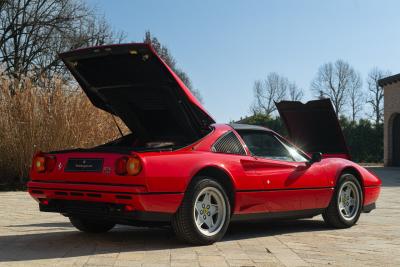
<box><xmin>6</xmin><ymin>222</ymin><xmax>73</xmax><ymax>228</ymax></box>
<box><xmin>227</xmin><ymin>219</ymin><xmax>328</xmax><ymax>240</ymax></box>
<box><xmin>0</xmin><ymin>218</ymin><xmax>329</xmax><ymax>262</ymax></box>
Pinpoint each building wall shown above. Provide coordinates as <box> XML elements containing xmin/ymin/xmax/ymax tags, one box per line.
<box><xmin>384</xmin><ymin>83</ymin><xmax>400</xmax><ymax>166</ymax></box>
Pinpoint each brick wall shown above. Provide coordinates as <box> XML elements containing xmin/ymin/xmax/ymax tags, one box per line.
<box><xmin>383</xmin><ymin>83</ymin><xmax>400</xmax><ymax>166</ymax></box>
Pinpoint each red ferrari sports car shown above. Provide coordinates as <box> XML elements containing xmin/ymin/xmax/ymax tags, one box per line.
<box><xmin>28</xmin><ymin>43</ymin><xmax>381</xmax><ymax>245</ymax></box>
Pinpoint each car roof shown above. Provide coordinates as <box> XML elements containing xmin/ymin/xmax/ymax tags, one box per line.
<box><xmin>229</xmin><ymin>123</ymin><xmax>272</xmax><ymax>132</ymax></box>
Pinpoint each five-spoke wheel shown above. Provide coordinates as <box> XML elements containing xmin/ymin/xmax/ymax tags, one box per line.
<box><xmin>172</xmin><ymin>177</ymin><xmax>231</xmax><ymax>245</ymax></box>
<box><xmin>323</xmin><ymin>173</ymin><xmax>363</xmax><ymax>228</ymax></box>
<box><xmin>194</xmin><ymin>187</ymin><xmax>227</xmax><ymax>236</ymax></box>
<box><xmin>337</xmin><ymin>181</ymin><xmax>360</xmax><ymax>221</ymax></box>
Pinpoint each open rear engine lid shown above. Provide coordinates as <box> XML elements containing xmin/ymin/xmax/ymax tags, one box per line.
<box><xmin>60</xmin><ymin>43</ymin><xmax>215</xmax><ymax>143</ymax></box>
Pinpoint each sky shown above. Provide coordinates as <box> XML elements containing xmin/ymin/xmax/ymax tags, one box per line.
<box><xmin>87</xmin><ymin>0</ymin><xmax>400</xmax><ymax>123</ymax></box>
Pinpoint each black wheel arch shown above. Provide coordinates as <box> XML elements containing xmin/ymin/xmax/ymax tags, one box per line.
<box><xmin>188</xmin><ymin>166</ymin><xmax>235</xmax><ymax>212</ymax></box>
<box><xmin>337</xmin><ymin>166</ymin><xmax>364</xmax><ymax>188</ymax></box>
<box><xmin>336</xmin><ymin>166</ymin><xmax>365</xmax><ymax>203</ymax></box>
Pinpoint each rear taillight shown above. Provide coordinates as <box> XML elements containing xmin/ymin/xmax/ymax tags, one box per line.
<box><xmin>45</xmin><ymin>156</ymin><xmax>56</xmax><ymax>172</ymax></box>
<box><xmin>34</xmin><ymin>156</ymin><xmax>46</xmax><ymax>173</ymax></box>
<box><xmin>115</xmin><ymin>156</ymin><xmax>142</xmax><ymax>176</ymax></box>
<box><xmin>115</xmin><ymin>157</ymin><xmax>128</xmax><ymax>175</ymax></box>
<box><xmin>126</xmin><ymin>157</ymin><xmax>141</xmax><ymax>175</ymax></box>
<box><xmin>32</xmin><ymin>153</ymin><xmax>56</xmax><ymax>173</ymax></box>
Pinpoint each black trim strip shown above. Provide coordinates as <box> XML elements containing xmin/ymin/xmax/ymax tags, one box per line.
<box><xmin>231</xmin><ymin>208</ymin><xmax>324</xmax><ymax>222</ymax></box>
<box><xmin>29</xmin><ymin>186</ymin><xmax>183</xmax><ymax>195</ymax></box>
<box><xmin>140</xmin><ymin>191</ymin><xmax>183</xmax><ymax>195</ymax></box>
<box><xmin>362</xmin><ymin>202</ymin><xmax>376</xmax><ymax>213</ymax></box>
<box><xmin>40</xmin><ymin>200</ymin><xmax>172</xmax><ymax>222</ymax></box>
<box><xmin>30</xmin><ymin>180</ymin><xmax>144</xmax><ymax>187</ymax></box>
<box><xmin>364</xmin><ymin>185</ymin><xmax>381</xmax><ymax>188</ymax></box>
<box><xmin>30</xmin><ymin>187</ymin><xmax>134</xmax><ymax>195</ymax></box>
<box><xmin>237</xmin><ymin>186</ymin><xmax>333</xmax><ymax>193</ymax></box>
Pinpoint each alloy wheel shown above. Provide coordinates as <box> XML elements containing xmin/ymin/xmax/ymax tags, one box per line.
<box><xmin>193</xmin><ymin>187</ymin><xmax>227</xmax><ymax>236</ymax></box>
<box><xmin>337</xmin><ymin>180</ymin><xmax>360</xmax><ymax>221</ymax></box>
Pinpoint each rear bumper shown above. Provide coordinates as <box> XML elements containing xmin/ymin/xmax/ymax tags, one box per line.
<box><xmin>40</xmin><ymin>199</ymin><xmax>172</xmax><ymax>223</ymax></box>
<box><xmin>28</xmin><ymin>181</ymin><xmax>183</xmax><ymax>219</ymax></box>
<box><xmin>361</xmin><ymin>185</ymin><xmax>380</xmax><ymax>213</ymax></box>
<box><xmin>363</xmin><ymin>186</ymin><xmax>380</xmax><ymax>208</ymax></box>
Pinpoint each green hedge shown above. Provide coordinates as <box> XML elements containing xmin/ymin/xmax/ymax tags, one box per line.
<box><xmin>237</xmin><ymin>115</ymin><xmax>383</xmax><ymax>163</ymax></box>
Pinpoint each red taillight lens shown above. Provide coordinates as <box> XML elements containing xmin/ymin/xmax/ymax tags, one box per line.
<box><xmin>33</xmin><ymin>156</ymin><xmax>46</xmax><ymax>173</ymax></box>
<box><xmin>45</xmin><ymin>156</ymin><xmax>56</xmax><ymax>172</ymax></box>
<box><xmin>115</xmin><ymin>157</ymin><xmax>128</xmax><ymax>175</ymax></box>
<box><xmin>126</xmin><ymin>157</ymin><xmax>141</xmax><ymax>176</ymax></box>
<box><xmin>115</xmin><ymin>156</ymin><xmax>141</xmax><ymax>176</ymax></box>
<box><xmin>32</xmin><ymin>153</ymin><xmax>56</xmax><ymax>173</ymax></box>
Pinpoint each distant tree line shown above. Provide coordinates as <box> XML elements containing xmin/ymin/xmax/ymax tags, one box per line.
<box><xmin>247</xmin><ymin>60</ymin><xmax>391</xmax><ymax>162</ymax></box>
<box><xmin>237</xmin><ymin>114</ymin><xmax>383</xmax><ymax>163</ymax></box>
<box><xmin>251</xmin><ymin>61</ymin><xmax>389</xmax><ymax>123</ymax></box>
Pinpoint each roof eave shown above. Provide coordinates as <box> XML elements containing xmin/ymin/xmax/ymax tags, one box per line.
<box><xmin>378</xmin><ymin>73</ymin><xmax>400</xmax><ymax>87</ymax></box>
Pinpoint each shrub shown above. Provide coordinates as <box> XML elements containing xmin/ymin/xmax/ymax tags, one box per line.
<box><xmin>340</xmin><ymin>117</ymin><xmax>383</xmax><ymax>163</ymax></box>
<box><xmin>0</xmin><ymin>77</ymin><xmax>125</xmax><ymax>190</ymax></box>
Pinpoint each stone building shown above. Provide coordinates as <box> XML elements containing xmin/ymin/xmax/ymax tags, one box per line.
<box><xmin>378</xmin><ymin>74</ymin><xmax>400</xmax><ymax>166</ymax></box>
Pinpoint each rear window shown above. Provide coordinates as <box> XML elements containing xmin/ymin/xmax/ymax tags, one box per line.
<box><xmin>212</xmin><ymin>132</ymin><xmax>246</xmax><ymax>155</ymax></box>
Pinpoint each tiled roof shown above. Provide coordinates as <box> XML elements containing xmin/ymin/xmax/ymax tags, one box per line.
<box><xmin>378</xmin><ymin>73</ymin><xmax>400</xmax><ymax>87</ymax></box>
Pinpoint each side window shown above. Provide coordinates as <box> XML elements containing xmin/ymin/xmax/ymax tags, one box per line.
<box><xmin>237</xmin><ymin>130</ymin><xmax>301</xmax><ymax>161</ymax></box>
<box><xmin>211</xmin><ymin>132</ymin><xmax>246</xmax><ymax>155</ymax></box>
<box><xmin>276</xmin><ymin>136</ymin><xmax>308</xmax><ymax>162</ymax></box>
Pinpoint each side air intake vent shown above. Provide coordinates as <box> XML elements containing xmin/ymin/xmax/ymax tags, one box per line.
<box><xmin>212</xmin><ymin>132</ymin><xmax>246</xmax><ymax>155</ymax></box>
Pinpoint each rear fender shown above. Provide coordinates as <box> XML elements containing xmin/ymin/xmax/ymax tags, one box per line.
<box><xmin>187</xmin><ymin>164</ymin><xmax>236</xmax><ymax>192</ymax></box>
<box><xmin>185</xmin><ymin>164</ymin><xmax>236</xmax><ymax>210</ymax></box>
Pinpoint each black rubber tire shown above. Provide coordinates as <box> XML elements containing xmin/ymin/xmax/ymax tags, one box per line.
<box><xmin>322</xmin><ymin>173</ymin><xmax>363</xmax><ymax>228</ymax></box>
<box><xmin>172</xmin><ymin>177</ymin><xmax>231</xmax><ymax>245</ymax></box>
<box><xmin>69</xmin><ymin>216</ymin><xmax>115</xmax><ymax>233</ymax></box>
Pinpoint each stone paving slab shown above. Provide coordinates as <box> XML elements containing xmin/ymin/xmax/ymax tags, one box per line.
<box><xmin>0</xmin><ymin>167</ymin><xmax>399</xmax><ymax>266</ymax></box>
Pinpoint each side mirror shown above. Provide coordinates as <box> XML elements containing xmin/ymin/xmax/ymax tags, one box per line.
<box><xmin>309</xmin><ymin>152</ymin><xmax>322</xmax><ymax>164</ymax></box>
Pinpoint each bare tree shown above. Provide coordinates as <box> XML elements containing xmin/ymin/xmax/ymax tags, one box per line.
<box><xmin>251</xmin><ymin>72</ymin><xmax>289</xmax><ymax>116</ymax></box>
<box><xmin>143</xmin><ymin>31</ymin><xmax>203</xmax><ymax>102</ymax></box>
<box><xmin>311</xmin><ymin>60</ymin><xmax>360</xmax><ymax>116</ymax></box>
<box><xmin>348</xmin><ymin>71</ymin><xmax>363</xmax><ymax>122</ymax></box>
<box><xmin>288</xmin><ymin>82</ymin><xmax>304</xmax><ymax>101</ymax></box>
<box><xmin>0</xmin><ymin>0</ymin><xmax>125</xmax><ymax>91</ymax></box>
<box><xmin>367</xmin><ymin>68</ymin><xmax>391</xmax><ymax>126</ymax></box>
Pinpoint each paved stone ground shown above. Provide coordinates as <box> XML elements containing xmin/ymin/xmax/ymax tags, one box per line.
<box><xmin>0</xmin><ymin>167</ymin><xmax>399</xmax><ymax>267</ymax></box>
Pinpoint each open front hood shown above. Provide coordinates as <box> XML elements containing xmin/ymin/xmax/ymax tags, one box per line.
<box><xmin>60</xmin><ymin>43</ymin><xmax>215</xmax><ymax>144</ymax></box>
<box><xmin>276</xmin><ymin>99</ymin><xmax>350</xmax><ymax>158</ymax></box>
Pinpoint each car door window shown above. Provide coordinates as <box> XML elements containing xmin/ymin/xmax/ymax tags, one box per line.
<box><xmin>237</xmin><ymin>130</ymin><xmax>306</xmax><ymax>162</ymax></box>
<box><xmin>276</xmin><ymin>137</ymin><xmax>308</xmax><ymax>162</ymax></box>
